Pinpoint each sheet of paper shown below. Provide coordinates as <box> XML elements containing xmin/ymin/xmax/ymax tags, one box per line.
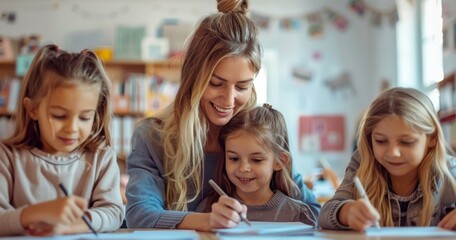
<box><xmin>365</xmin><ymin>227</ymin><xmax>456</xmax><ymax>237</ymax></box>
<box><xmin>219</xmin><ymin>236</ymin><xmax>324</xmax><ymax>240</ymax></box>
<box><xmin>1</xmin><ymin>230</ymin><xmax>199</xmax><ymax>240</ymax></box>
<box><xmin>214</xmin><ymin>221</ymin><xmax>315</xmax><ymax>236</ymax></box>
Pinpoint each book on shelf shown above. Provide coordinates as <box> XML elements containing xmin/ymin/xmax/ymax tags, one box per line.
<box><xmin>111</xmin><ymin>73</ymin><xmax>179</xmax><ymax>114</ymax></box>
<box><xmin>439</xmin><ymin>83</ymin><xmax>453</xmax><ymax>112</ymax></box>
<box><xmin>0</xmin><ymin>78</ymin><xmax>21</xmax><ymax>113</ymax></box>
<box><xmin>111</xmin><ymin>117</ymin><xmax>122</xmax><ymax>154</ymax></box>
<box><xmin>111</xmin><ymin>116</ymin><xmax>139</xmax><ymax>156</ymax></box>
<box><xmin>441</xmin><ymin>120</ymin><xmax>456</xmax><ymax>148</ymax></box>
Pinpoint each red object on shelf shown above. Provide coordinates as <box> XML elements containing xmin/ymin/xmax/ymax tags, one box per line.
<box><xmin>299</xmin><ymin>115</ymin><xmax>345</xmax><ymax>152</ymax></box>
<box><xmin>439</xmin><ymin>110</ymin><xmax>456</xmax><ymax>123</ymax></box>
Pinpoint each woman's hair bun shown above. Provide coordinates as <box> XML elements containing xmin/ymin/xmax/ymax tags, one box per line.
<box><xmin>217</xmin><ymin>0</ymin><xmax>248</xmax><ymax>14</ymax></box>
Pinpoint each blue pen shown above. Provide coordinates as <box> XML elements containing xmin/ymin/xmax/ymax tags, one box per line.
<box><xmin>59</xmin><ymin>183</ymin><xmax>98</xmax><ymax>237</ymax></box>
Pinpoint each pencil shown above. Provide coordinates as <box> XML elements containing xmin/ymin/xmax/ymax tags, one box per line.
<box><xmin>58</xmin><ymin>183</ymin><xmax>98</xmax><ymax>237</ymax></box>
<box><xmin>319</xmin><ymin>158</ymin><xmax>331</xmax><ymax>169</ymax></box>
<box><xmin>208</xmin><ymin>179</ymin><xmax>252</xmax><ymax>226</ymax></box>
<box><xmin>353</xmin><ymin>177</ymin><xmax>381</xmax><ymax>229</ymax></box>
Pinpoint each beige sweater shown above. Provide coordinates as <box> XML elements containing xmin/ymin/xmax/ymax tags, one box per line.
<box><xmin>0</xmin><ymin>142</ymin><xmax>124</xmax><ymax>236</ymax></box>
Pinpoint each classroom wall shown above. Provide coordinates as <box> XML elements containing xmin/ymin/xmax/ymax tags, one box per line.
<box><xmin>0</xmin><ymin>0</ymin><xmax>400</xmax><ymax>177</ymax></box>
<box><xmin>253</xmin><ymin>1</ymin><xmax>398</xmax><ymax>176</ymax></box>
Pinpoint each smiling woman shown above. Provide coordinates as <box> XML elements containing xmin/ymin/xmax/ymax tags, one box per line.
<box><xmin>200</xmin><ymin>57</ymin><xmax>255</xmax><ymax>129</ymax></box>
<box><xmin>125</xmin><ymin>0</ymin><xmax>320</xmax><ymax>232</ymax></box>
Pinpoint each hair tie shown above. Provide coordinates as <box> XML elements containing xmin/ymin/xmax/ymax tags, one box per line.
<box><xmin>80</xmin><ymin>49</ymin><xmax>90</xmax><ymax>56</ymax></box>
<box><xmin>49</xmin><ymin>44</ymin><xmax>60</xmax><ymax>52</ymax></box>
<box><xmin>263</xmin><ymin>103</ymin><xmax>272</xmax><ymax>109</ymax></box>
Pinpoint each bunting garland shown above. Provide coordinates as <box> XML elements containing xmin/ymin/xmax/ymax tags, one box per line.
<box><xmin>71</xmin><ymin>4</ymin><xmax>130</xmax><ymax>20</ymax></box>
<box><xmin>349</xmin><ymin>0</ymin><xmax>399</xmax><ymax>27</ymax></box>
<box><xmin>250</xmin><ymin>7</ymin><xmax>349</xmax><ymax>38</ymax></box>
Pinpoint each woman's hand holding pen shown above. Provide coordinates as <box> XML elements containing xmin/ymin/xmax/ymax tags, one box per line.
<box><xmin>20</xmin><ymin>196</ymin><xmax>88</xmax><ymax>236</ymax></box>
<box><xmin>338</xmin><ymin>199</ymin><xmax>381</xmax><ymax>232</ymax></box>
<box><xmin>438</xmin><ymin>207</ymin><xmax>456</xmax><ymax>230</ymax></box>
<box><xmin>209</xmin><ymin>195</ymin><xmax>248</xmax><ymax>229</ymax></box>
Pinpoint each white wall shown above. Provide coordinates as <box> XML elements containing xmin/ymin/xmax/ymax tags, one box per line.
<box><xmin>0</xmin><ymin>0</ymin><xmax>399</xmax><ymax>177</ymax></box>
<box><xmin>252</xmin><ymin>0</ymin><xmax>397</xmax><ymax>176</ymax></box>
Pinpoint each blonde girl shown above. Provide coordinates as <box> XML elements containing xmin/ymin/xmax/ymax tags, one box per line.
<box><xmin>318</xmin><ymin>87</ymin><xmax>456</xmax><ymax>231</ymax></box>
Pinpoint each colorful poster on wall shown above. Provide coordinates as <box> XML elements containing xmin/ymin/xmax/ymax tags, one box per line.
<box><xmin>299</xmin><ymin>115</ymin><xmax>345</xmax><ymax>152</ymax></box>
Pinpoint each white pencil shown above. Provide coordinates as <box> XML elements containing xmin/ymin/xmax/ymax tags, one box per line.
<box><xmin>209</xmin><ymin>179</ymin><xmax>252</xmax><ymax>226</ymax></box>
<box><xmin>353</xmin><ymin>176</ymin><xmax>381</xmax><ymax>229</ymax></box>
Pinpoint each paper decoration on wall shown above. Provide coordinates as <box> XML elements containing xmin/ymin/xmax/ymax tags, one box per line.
<box><xmin>324</xmin><ymin>72</ymin><xmax>356</xmax><ymax>98</ymax></box>
<box><xmin>349</xmin><ymin>0</ymin><xmax>398</xmax><ymax>27</ymax></box>
<box><xmin>306</xmin><ymin>13</ymin><xmax>324</xmax><ymax>38</ymax></box>
<box><xmin>325</xmin><ymin>8</ymin><xmax>349</xmax><ymax>31</ymax></box>
<box><xmin>250</xmin><ymin>7</ymin><xmax>349</xmax><ymax>37</ymax></box>
<box><xmin>312</xmin><ymin>51</ymin><xmax>322</xmax><ymax>61</ymax></box>
<box><xmin>72</xmin><ymin>4</ymin><xmax>130</xmax><ymax>20</ymax></box>
<box><xmin>114</xmin><ymin>26</ymin><xmax>145</xmax><ymax>60</ymax></box>
<box><xmin>292</xmin><ymin>66</ymin><xmax>313</xmax><ymax>82</ymax></box>
<box><xmin>279</xmin><ymin>18</ymin><xmax>301</xmax><ymax>30</ymax></box>
<box><xmin>299</xmin><ymin>115</ymin><xmax>345</xmax><ymax>152</ymax></box>
<box><xmin>1</xmin><ymin>11</ymin><xmax>16</xmax><ymax>24</ymax></box>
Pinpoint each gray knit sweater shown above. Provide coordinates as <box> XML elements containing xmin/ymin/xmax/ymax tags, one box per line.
<box><xmin>197</xmin><ymin>190</ymin><xmax>317</xmax><ymax>226</ymax></box>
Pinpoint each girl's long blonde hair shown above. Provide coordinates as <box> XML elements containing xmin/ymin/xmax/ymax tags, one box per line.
<box><xmin>156</xmin><ymin>0</ymin><xmax>262</xmax><ymax>210</ymax></box>
<box><xmin>3</xmin><ymin>44</ymin><xmax>112</xmax><ymax>152</ymax></box>
<box><xmin>356</xmin><ymin>87</ymin><xmax>456</xmax><ymax>226</ymax></box>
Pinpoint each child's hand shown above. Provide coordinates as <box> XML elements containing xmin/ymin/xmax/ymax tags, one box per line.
<box><xmin>338</xmin><ymin>199</ymin><xmax>380</xmax><ymax>231</ymax></box>
<box><xmin>438</xmin><ymin>208</ymin><xmax>456</xmax><ymax>230</ymax></box>
<box><xmin>20</xmin><ymin>196</ymin><xmax>88</xmax><ymax>234</ymax></box>
<box><xmin>209</xmin><ymin>195</ymin><xmax>248</xmax><ymax>229</ymax></box>
<box><xmin>25</xmin><ymin>219</ymin><xmax>88</xmax><ymax>236</ymax></box>
<box><xmin>25</xmin><ymin>222</ymin><xmax>68</xmax><ymax>236</ymax></box>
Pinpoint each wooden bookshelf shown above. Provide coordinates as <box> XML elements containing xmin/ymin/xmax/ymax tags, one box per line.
<box><xmin>103</xmin><ymin>58</ymin><xmax>181</xmax><ymax>82</ymax></box>
<box><xmin>0</xmin><ymin>59</ymin><xmax>182</xmax><ymax>116</ymax></box>
<box><xmin>0</xmin><ymin>60</ymin><xmax>16</xmax><ymax>77</ymax></box>
<box><xmin>438</xmin><ymin>72</ymin><xmax>456</xmax><ymax>151</ymax></box>
<box><xmin>0</xmin><ymin>59</ymin><xmax>181</xmax><ymax>157</ymax></box>
<box><xmin>438</xmin><ymin>73</ymin><xmax>455</xmax><ymax>121</ymax></box>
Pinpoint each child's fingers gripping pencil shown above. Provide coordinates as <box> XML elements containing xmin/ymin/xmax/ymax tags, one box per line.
<box><xmin>353</xmin><ymin>177</ymin><xmax>381</xmax><ymax>229</ymax></box>
<box><xmin>208</xmin><ymin>179</ymin><xmax>252</xmax><ymax>226</ymax></box>
<box><xmin>59</xmin><ymin>183</ymin><xmax>98</xmax><ymax>237</ymax></box>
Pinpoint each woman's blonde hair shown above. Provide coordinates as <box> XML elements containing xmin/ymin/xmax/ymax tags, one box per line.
<box><xmin>3</xmin><ymin>44</ymin><xmax>112</xmax><ymax>152</ymax></box>
<box><xmin>155</xmin><ymin>0</ymin><xmax>262</xmax><ymax>210</ymax></box>
<box><xmin>356</xmin><ymin>87</ymin><xmax>456</xmax><ymax>226</ymax></box>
